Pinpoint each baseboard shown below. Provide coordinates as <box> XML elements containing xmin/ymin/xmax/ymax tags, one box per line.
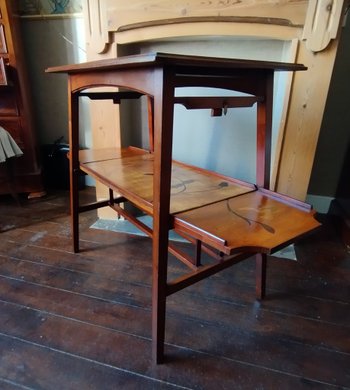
<box><xmin>306</xmin><ymin>194</ymin><xmax>335</xmax><ymax>214</ymax></box>
<box><xmin>328</xmin><ymin>198</ymin><xmax>350</xmax><ymax>247</ymax></box>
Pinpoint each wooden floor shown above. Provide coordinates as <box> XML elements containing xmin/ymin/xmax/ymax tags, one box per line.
<box><xmin>0</xmin><ymin>188</ymin><xmax>349</xmax><ymax>389</ymax></box>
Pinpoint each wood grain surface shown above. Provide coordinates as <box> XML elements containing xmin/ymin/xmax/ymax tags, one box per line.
<box><xmin>0</xmin><ymin>188</ymin><xmax>348</xmax><ymax>389</ymax></box>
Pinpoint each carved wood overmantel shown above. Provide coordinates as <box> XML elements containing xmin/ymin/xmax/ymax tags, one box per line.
<box><xmin>82</xmin><ymin>0</ymin><xmax>348</xmax><ymax>204</ymax></box>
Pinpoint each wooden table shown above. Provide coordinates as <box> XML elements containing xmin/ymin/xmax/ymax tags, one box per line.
<box><xmin>47</xmin><ymin>52</ymin><xmax>320</xmax><ymax>364</ymax></box>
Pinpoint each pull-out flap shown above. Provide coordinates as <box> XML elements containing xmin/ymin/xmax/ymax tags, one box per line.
<box><xmin>174</xmin><ymin>189</ymin><xmax>321</xmax><ymax>255</ymax></box>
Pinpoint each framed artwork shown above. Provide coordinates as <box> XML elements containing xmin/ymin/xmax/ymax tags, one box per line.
<box><xmin>18</xmin><ymin>0</ymin><xmax>82</xmax><ymax>16</ymax></box>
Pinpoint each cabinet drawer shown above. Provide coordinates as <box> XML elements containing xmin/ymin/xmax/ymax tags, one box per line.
<box><xmin>0</xmin><ymin>89</ymin><xmax>18</xmax><ymax>115</ymax></box>
<box><xmin>0</xmin><ymin>24</ymin><xmax>7</xmax><ymax>54</ymax></box>
<box><xmin>0</xmin><ymin>119</ymin><xmax>24</xmax><ymax>149</ymax></box>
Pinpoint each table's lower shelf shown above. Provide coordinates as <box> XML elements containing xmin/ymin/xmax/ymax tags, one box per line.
<box><xmin>79</xmin><ymin>147</ymin><xmax>320</xmax><ymax>257</ymax></box>
<box><xmin>174</xmin><ymin>189</ymin><xmax>320</xmax><ymax>255</ymax></box>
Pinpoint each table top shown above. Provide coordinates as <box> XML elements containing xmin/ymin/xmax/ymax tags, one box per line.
<box><xmin>46</xmin><ymin>52</ymin><xmax>307</xmax><ymax>74</ymax></box>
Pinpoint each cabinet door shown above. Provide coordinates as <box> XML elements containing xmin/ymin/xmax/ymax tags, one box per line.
<box><xmin>0</xmin><ymin>24</ymin><xmax>7</xmax><ymax>54</ymax></box>
<box><xmin>0</xmin><ymin>0</ymin><xmax>43</xmax><ymax>194</ymax></box>
<box><xmin>0</xmin><ymin>119</ymin><xmax>23</xmax><ymax>149</ymax></box>
<box><xmin>0</xmin><ymin>57</ymin><xmax>7</xmax><ymax>85</ymax></box>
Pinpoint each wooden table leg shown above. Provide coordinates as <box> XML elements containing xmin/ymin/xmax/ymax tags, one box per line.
<box><xmin>152</xmin><ymin>237</ymin><xmax>168</xmax><ymax>364</ymax></box>
<box><xmin>256</xmin><ymin>71</ymin><xmax>273</xmax><ymax>190</ymax></box>
<box><xmin>255</xmin><ymin>73</ymin><xmax>272</xmax><ymax>300</ymax></box>
<box><xmin>69</xmin><ymin>90</ymin><xmax>80</xmax><ymax>253</ymax></box>
<box><xmin>151</xmin><ymin>71</ymin><xmax>175</xmax><ymax>363</ymax></box>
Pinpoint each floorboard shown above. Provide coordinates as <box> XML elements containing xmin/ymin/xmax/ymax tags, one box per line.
<box><xmin>0</xmin><ymin>189</ymin><xmax>349</xmax><ymax>389</ymax></box>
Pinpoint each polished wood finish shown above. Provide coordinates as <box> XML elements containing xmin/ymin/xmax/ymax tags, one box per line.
<box><xmin>80</xmin><ymin>147</ymin><xmax>256</xmax><ymax>216</ymax></box>
<box><xmin>0</xmin><ymin>189</ymin><xmax>348</xmax><ymax>388</ymax></box>
<box><xmin>174</xmin><ymin>190</ymin><xmax>320</xmax><ymax>255</ymax></box>
<box><xmin>47</xmin><ymin>52</ymin><xmax>307</xmax><ymax>73</ymax></box>
<box><xmin>47</xmin><ymin>52</ymin><xmax>319</xmax><ymax>363</ymax></box>
<box><xmin>0</xmin><ymin>0</ymin><xmax>43</xmax><ymax>195</ymax></box>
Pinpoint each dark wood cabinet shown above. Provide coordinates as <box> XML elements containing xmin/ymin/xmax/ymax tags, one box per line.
<box><xmin>0</xmin><ymin>0</ymin><xmax>43</xmax><ymax>195</ymax></box>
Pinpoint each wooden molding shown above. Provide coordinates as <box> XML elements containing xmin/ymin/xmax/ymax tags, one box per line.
<box><xmin>83</xmin><ymin>0</ymin><xmax>309</xmax><ymax>55</ymax></box>
<box><xmin>302</xmin><ymin>0</ymin><xmax>345</xmax><ymax>52</ymax></box>
<box><xmin>106</xmin><ymin>0</ymin><xmax>309</xmax><ymax>31</ymax></box>
<box><xmin>83</xmin><ymin>0</ymin><xmax>111</xmax><ymax>54</ymax></box>
<box><xmin>82</xmin><ymin>0</ymin><xmax>347</xmax><ymax>203</ymax></box>
<box><xmin>275</xmin><ymin>38</ymin><xmax>340</xmax><ymax>199</ymax></box>
<box><xmin>117</xmin><ymin>16</ymin><xmax>301</xmax><ymax>33</ymax></box>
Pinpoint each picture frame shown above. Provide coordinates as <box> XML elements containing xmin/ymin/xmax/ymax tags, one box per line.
<box><xmin>18</xmin><ymin>0</ymin><xmax>82</xmax><ymax>16</ymax></box>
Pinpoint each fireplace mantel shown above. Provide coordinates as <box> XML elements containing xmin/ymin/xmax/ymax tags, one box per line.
<box><xmin>81</xmin><ymin>0</ymin><xmax>347</xmax><ymax>209</ymax></box>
